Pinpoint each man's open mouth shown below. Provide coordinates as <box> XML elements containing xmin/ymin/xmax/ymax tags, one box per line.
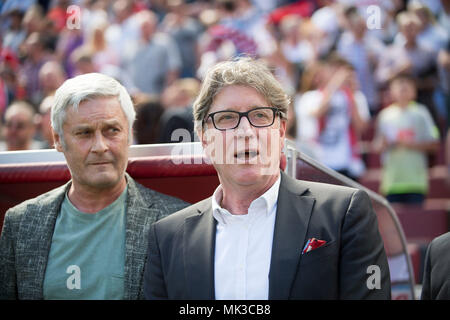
<box><xmin>234</xmin><ymin>150</ymin><xmax>259</xmax><ymax>160</ymax></box>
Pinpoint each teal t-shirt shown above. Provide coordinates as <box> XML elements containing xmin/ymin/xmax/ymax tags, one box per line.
<box><xmin>43</xmin><ymin>187</ymin><xmax>127</xmax><ymax>300</ymax></box>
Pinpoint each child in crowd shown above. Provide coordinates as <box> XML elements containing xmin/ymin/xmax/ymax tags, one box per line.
<box><xmin>373</xmin><ymin>73</ymin><xmax>440</xmax><ymax>204</ymax></box>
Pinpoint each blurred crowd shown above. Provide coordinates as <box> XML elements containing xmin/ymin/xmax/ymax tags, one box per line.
<box><xmin>0</xmin><ymin>0</ymin><xmax>449</xmax><ymax>185</ymax></box>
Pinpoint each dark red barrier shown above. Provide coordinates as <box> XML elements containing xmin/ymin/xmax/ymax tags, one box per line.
<box><xmin>0</xmin><ymin>155</ymin><xmax>220</xmax><ymax>232</ymax></box>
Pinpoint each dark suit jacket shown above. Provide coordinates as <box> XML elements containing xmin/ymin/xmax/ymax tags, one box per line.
<box><xmin>421</xmin><ymin>232</ymin><xmax>450</xmax><ymax>300</ymax></box>
<box><xmin>0</xmin><ymin>174</ymin><xmax>188</xmax><ymax>300</ymax></box>
<box><xmin>144</xmin><ymin>172</ymin><xmax>391</xmax><ymax>299</ymax></box>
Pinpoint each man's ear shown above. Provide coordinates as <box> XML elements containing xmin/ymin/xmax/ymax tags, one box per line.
<box><xmin>279</xmin><ymin>118</ymin><xmax>287</xmax><ymax>151</ymax></box>
<box><xmin>196</xmin><ymin>126</ymin><xmax>207</xmax><ymax>149</ymax></box>
<box><xmin>52</xmin><ymin>129</ymin><xmax>63</xmax><ymax>152</ymax></box>
<box><xmin>128</xmin><ymin>128</ymin><xmax>134</xmax><ymax>146</ymax></box>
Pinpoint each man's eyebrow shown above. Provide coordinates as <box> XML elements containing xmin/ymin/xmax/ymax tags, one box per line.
<box><xmin>214</xmin><ymin>105</ymin><xmax>267</xmax><ymax>111</ymax></box>
<box><xmin>72</xmin><ymin>124</ymin><xmax>92</xmax><ymax>131</ymax></box>
<box><xmin>73</xmin><ymin>119</ymin><xmax>123</xmax><ymax>128</ymax></box>
<box><xmin>103</xmin><ymin>119</ymin><xmax>127</xmax><ymax>129</ymax></box>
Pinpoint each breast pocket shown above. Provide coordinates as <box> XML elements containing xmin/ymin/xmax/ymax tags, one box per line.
<box><xmin>290</xmin><ymin>241</ymin><xmax>340</xmax><ymax>299</ymax></box>
<box><xmin>299</xmin><ymin>240</ymin><xmax>338</xmax><ymax>266</ymax></box>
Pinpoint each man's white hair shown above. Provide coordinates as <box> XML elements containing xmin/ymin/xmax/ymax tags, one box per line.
<box><xmin>51</xmin><ymin>73</ymin><xmax>136</xmax><ymax>146</ymax></box>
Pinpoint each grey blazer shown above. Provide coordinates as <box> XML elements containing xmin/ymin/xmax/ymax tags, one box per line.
<box><xmin>0</xmin><ymin>173</ymin><xmax>188</xmax><ymax>299</ymax></box>
<box><xmin>144</xmin><ymin>172</ymin><xmax>391</xmax><ymax>299</ymax></box>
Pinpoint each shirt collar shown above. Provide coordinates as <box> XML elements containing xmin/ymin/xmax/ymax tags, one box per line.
<box><xmin>212</xmin><ymin>175</ymin><xmax>281</xmax><ymax>225</ymax></box>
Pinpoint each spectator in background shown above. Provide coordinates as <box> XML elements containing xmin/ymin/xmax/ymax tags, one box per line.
<box><xmin>161</xmin><ymin>0</ymin><xmax>204</xmax><ymax>78</ymax></box>
<box><xmin>278</xmin><ymin>14</ymin><xmax>302</xmax><ymax>63</ymax></box>
<box><xmin>20</xmin><ymin>4</ymin><xmax>44</xmax><ymax>35</ymax></box>
<box><xmin>2</xmin><ymin>9</ymin><xmax>27</xmax><ymax>55</ymax></box>
<box><xmin>38</xmin><ymin>61</ymin><xmax>66</xmax><ymax>99</ymax></box>
<box><xmin>134</xmin><ymin>97</ymin><xmax>165</xmax><ymax>145</ymax></box>
<box><xmin>54</xmin><ymin>25</ymin><xmax>84</xmax><ymax>78</ymax></box>
<box><xmin>438</xmin><ymin>0</ymin><xmax>450</xmax><ymax>35</ymax></box>
<box><xmin>337</xmin><ymin>6</ymin><xmax>384</xmax><ymax>115</ymax></box>
<box><xmin>409</xmin><ymin>1</ymin><xmax>449</xmax><ymax>126</ymax></box>
<box><xmin>262</xmin><ymin>44</ymin><xmax>298</xmax><ymax>97</ymax></box>
<box><xmin>0</xmin><ymin>100</ymin><xmax>40</xmax><ymax>151</ymax></box>
<box><xmin>296</xmin><ymin>18</ymin><xmax>328</xmax><ymax>66</ymax></box>
<box><xmin>36</xmin><ymin>95</ymin><xmax>54</xmax><ymax>149</ymax></box>
<box><xmin>196</xmin><ymin>0</ymin><xmax>261</xmax><ymax>78</ymax></box>
<box><xmin>278</xmin><ymin>15</ymin><xmax>316</xmax><ymax>66</ymax></box>
<box><xmin>82</xmin><ymin>17</ymin><xmax>120</xmax><ymax>73</ymax></box>
<box><xmin>0</xmin><ymin>0</ymin><xmax>37</xmax><ymax>18</ymax></box>
<box><xmin>18</xmin><ymin>32</ymin><xmax>54</xmax><ymax>106</ymax></box>
<box><xmin>375</xmin><ymin>11</ymin><xmax>438</xmax><ymax>121</ymax></box>
<box><xmin>295</xmin><ymin>55</ymin><xmax>370</xmax><ymax>181</ymax></box>
<box><xmin>407</xmin><ymin>1</ymin><xmax>448</xmax><ymax>54</ymax></box>
<box><xmin>105</xmin><ymin>0</ymin><xmax>141</xmax><ymax>62</ymax></box>
<box><xmin>46</xmin><ymin>0</ymin><xmax>70</xmax><ymax>33</ymax></box>
<box><xmin>0</xmin><ymin>49</ymin><xmax>23</xmax><ymax>113</ymax></box>
<box><xmin>436</xmin><ymin>42</ymin><xmax>450</xmax><ymax>128</ymax></box>
<box><xmin>158</xmin><ymin>77</ymin><xmax>200</xmax><ymax>143</ymax></box>
<box><xmin>70</xmin><ymin>48</ymin><xmax>97</xmax><ymax>75</ymax></box>
<box><xmin>310</xmin><ymin>0</ymin><xmax>342</xmax><ymax>57</ymax></box>
<box><xmin>213</xmin><ymin>0</ymin><xmax>261</xmax><ymax>56</ymax></box>
<box><xmin>373</xmin><ymin>73</ymin><xmax>440</xmax><ymax>204</ymax></box>
<box><xmin>294</xmin><ymin>61</ymin><xmax>325</xmax><ymax>161</ymax></box>
<box><xmin>122</xmin><ymin>10</ymin><xmax>181</xmax><ymax>96</ymax></box>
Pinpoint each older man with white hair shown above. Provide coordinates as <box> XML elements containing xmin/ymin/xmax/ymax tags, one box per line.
<box><xmin>0</xmin><ymin>73</ymin><xmax>188</xmax><ymax>300</ymax></box>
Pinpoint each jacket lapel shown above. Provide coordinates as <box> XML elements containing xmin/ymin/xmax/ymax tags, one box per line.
<box><xmin>183</xmin><ymin>199</ymin><xmax>216</xmax><ymax>299</ymax></box>
<box><xmin>17</xmin><ymin>182</ymin><xmax>70</xmax><ymax>299</ymax></box>
<box><xmin>123</xmin><ymin>175</ymin><xmax>159</xmax><ymax>300</ymax></box>
<box><xmin>269</xmin><ymin>172</ymin><xmax>315</xmax><ymax>300</ymax></box>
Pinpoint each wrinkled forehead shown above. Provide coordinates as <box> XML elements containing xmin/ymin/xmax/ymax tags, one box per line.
<box><xmin>5</xmin><ymin>108</ymin><xmax>34</xmax><ymax>123</ymax></box>
<box><xmin>64</xmin><ymin>96</ymin><xmax>127</xmax><ymax>124</ymax></box>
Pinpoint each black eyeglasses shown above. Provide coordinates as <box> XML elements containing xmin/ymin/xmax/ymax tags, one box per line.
<box><xmin>204</xmin><ymin>107</ymin><xmax>285</xmax><ymax>131</ymax></box>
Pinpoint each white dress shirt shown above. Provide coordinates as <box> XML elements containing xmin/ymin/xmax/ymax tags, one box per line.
<box><xmin>212</xmin><ymin>176</ymin><xmax>281</xmax><ymax>300</ymax></box>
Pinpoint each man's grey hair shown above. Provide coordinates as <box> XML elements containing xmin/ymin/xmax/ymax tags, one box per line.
<box><xmin>5</xmin><ymin>100</ymin><xmax>36</xmax><ymax>123</ymax></box>
<box><xmin>51</xmin><ymin>73</ymin><xmax>136</xmax><ymax>146</ymax></box>
<box><xmin>192</xmin><ymin>57</ymin><xmax>291</xmax><ymax>132</ymax></box>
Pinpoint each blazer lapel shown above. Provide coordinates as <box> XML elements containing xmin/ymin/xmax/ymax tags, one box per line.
<box><xmin>269</xmin><ymin>173</ymin><xmax>315</xmax><ymax>300</ymax></box>
<box><xmin>17</xmin><ymin>182</ymin><xmax>69</xmax><ymax>299</ymax></box>
<box><xmin>183</xmin><ymin>200</ymin><xmax>216</xmax><ymax>299</ymax></box>
<box><xmin>123</xmin><ymin>175</ymin><xmax>159</xmax><ymax>300</ymax></box>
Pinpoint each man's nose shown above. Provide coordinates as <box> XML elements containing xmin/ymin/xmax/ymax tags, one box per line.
<box><xmin>235</xmin><ymin>116</ymin><xmax>255</xmax><ymax>137</ymax></box>
<box><xmin>91</xmin><ymin>131</ymin><xmax>108</xmax><ymax>153</ymax></box>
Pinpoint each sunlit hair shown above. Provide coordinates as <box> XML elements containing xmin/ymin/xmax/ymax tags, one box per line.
<box><xmin>5</xmin><ymin>100</ymin><xmax>36</xmax><ymax>123</ymax></box>
<box><xmin>192</xmin><ymin>57</ymin><xmax>290</xmax><ymax>132</ymax></box>
<box><xmin>51</xmin><ymin>73</ymin><xmax>135</xmax><ymax>147</ymax></box>
<box><xmin>396</xmin><ymin>11</ymin><xmax>421</xmax><ymax>28</ymax></box>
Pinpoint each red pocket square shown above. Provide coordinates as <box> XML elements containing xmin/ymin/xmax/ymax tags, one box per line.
<box><xmin>302</xmin><ymin>238</ymin><xmax>327</xmax><ymax>254</ymax></box>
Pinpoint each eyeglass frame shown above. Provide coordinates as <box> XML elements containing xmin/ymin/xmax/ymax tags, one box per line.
<box><xmin>203</xmin><ymin>107</ymin><xmax>286</xmax><ymax>131</ymax></box>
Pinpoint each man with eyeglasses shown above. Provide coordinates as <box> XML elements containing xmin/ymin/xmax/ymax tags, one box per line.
<box><xmin>0</xmin><ymin>101</ymin><xmax>41</xmax><ymax>151</ymax></box>
<box><xmin>143</xmin><ymin>57</ymin><xmax>391</xmax><ymax>300</ymax></box>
